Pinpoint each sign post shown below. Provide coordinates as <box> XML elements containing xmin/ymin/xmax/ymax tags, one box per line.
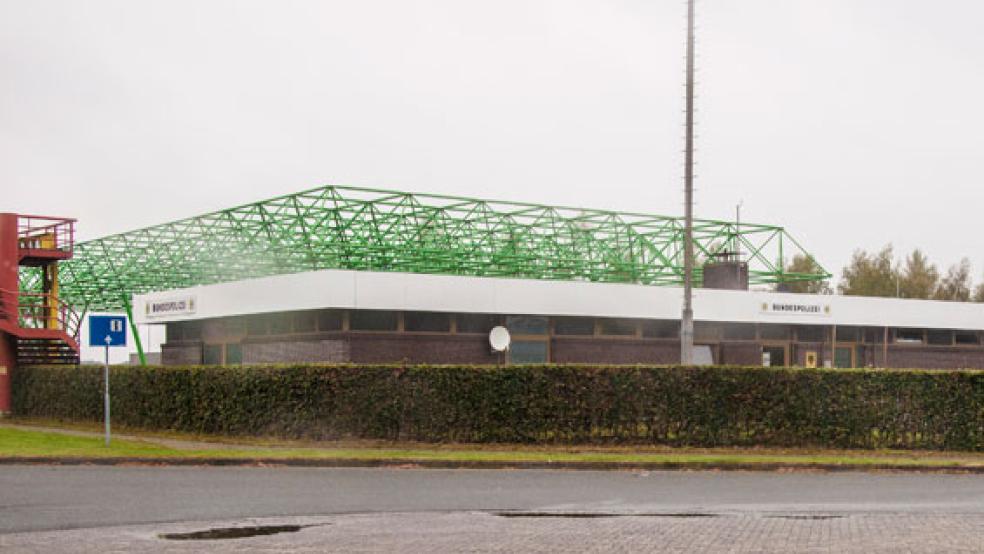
<box><xmin>89</xmin><ymin>315</ymin><xmax>127</xmax><ymax>447</ymax></box>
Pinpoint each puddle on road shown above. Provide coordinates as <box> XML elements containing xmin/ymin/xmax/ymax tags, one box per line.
<box><xmin>495</xmin><ymin>512</ymin><xmax>720</xmax><ymax>519</ymax></box>
<box><xmin>159</xmin><ymin>524</ymin><xmax>319</xmax><ymax>541</ymax></box>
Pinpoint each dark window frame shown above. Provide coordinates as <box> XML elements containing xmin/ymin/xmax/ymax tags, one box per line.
<box><xmin>317</xmin><ymin>310</ymin><xmax>344</xmax><ymax>332</ymax></box>
<box><xmin>506</xmin><ymin>315</ymin><xmax>549</xmax><ymax>336</ymax></box>
<box><xmin>404</xmin><ymin>311</ymin><xmax>452</xmax><ymax>333</ymax></box>
<box><xmin>895</xmin><ymin>328</ymin><xmax>926</xmax><ymax>344</ymax></box>
<box><xmin>642</xmin><ymin>320</ymin><xmax>679</xmax><ymax>339</ymax></box>
<box><xmin>553</xmin><ymin>317</ymin><xmax>596</xmax><ymax>336</ymax></box>
<box><xmin>955</xmin><ymin>331</ymin><xmax>981</xmax><ymax>346</ymax></box>
<box><xmin>349</xmin><ymin>310</ymin><xmax>400</xmax><ymax>332</ymax></box>
<box><xmin>294</xmin><ymin>311</ymin><xmax>317</xmax><ymax>334</ymax></box>
<box><xmin>597</xmin><ymin>318</ymin><xmax>639</xmax><ymax>337</ymax></box>
<box><xmin>455</xmin><ymin>313</ymin><xmax>501</xmax><ymax>335</ymax></box>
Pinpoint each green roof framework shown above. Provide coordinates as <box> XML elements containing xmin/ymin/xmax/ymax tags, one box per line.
<box><xmin>21</xmin><ymin>185</ymin><xmax>830</xmax><ymax>314</ymax></box>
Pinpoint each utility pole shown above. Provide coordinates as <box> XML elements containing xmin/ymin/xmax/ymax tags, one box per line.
<box><xmin>681</xmin><ymin>0</ymin><xmax>697</xmax><ymax>364</ymax></box>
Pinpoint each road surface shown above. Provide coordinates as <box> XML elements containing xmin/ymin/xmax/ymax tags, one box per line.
<box><xmin>1</xmin><ymin>466</ymin><xmax>981</xmax><ymax>552</ymax></box>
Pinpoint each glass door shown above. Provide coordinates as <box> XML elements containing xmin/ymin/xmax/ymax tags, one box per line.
<box><xmin>761</xmin><ymin>344</ymin><xmax>788</xmax><ymax>367</ymax></box>
<box><xmin>834</xmin><ymin>346</ymin><xmax>854</xmax><ymax>368</ymax></box>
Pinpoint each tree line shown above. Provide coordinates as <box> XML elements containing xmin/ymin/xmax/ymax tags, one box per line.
<box><xmin>782</xmin><ymin>246</ymin><xmax>984</xmax><ymax>302</ymax></box>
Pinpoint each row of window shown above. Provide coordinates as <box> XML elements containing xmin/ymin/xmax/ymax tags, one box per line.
<box><xmin>166</xmin><ymin>310</ymin><xmax>983</xmax><ymax>346</ymax></box>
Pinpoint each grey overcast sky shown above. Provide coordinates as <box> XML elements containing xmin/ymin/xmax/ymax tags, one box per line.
<box><xmin>2</xmin><ymin>0</ymin><xmax>983</xmax><ymax>283</ymax></box>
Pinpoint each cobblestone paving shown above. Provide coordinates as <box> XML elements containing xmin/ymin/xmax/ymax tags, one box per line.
<box><xmin>2</xmin><ymin>511</ymin><xmax>981</xmax><ymax>553</ymax></box>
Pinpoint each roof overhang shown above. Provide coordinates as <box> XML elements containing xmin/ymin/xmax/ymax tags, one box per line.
<box><xmin>133</xmin><ymin>268</ymin><xmax>984</xmax><ymax>331</ymax></box>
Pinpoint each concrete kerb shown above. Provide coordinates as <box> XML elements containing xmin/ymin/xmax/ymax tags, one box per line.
<box><xmin>0</xmin><ymin>456</ymin><xmax>982</xmax><ymax>474</ymax></box>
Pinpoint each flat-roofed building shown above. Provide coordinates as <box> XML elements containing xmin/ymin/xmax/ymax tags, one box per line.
<box><xmin>135</xmin><ymin>268</ymin><xmax>984</xmax><ymax>369</ymax></box>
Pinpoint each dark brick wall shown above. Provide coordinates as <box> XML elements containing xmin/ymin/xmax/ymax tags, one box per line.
<box><xmin>719</xmin><ymin>342</ymin><xmax>761</xmax><ymax>365</ymax></box>
<box><xmin>159</xmin><ymin>324</ymin><xmax>984</xmax><ymax>370</ymax></box>
<box><xmin>348</xmin><ymin>333</ymin><xmax>499</xmax><ymax>364</ymax></box>
<box><xmin>242</xmin><ymin>339</ymin><xmax>349</xmax><ymax>364</ymax></box>
<box><xmin>162</xmin><ymin>343</ymin><xmax>202</xmax><ymax>365</ymax></box>
<box><xmin>551</xmin><ymin>337</ymin><xmax>679</xmax><ymax>364</ymax></box>
<box><xmin>887</xmin><ymin>346</ymin><xmax>984</xmax><ymax>370</ymax></box>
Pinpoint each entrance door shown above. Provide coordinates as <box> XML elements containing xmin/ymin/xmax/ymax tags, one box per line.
<box><xmin>834</xmin><ymin>346</ymin><xmax>854</xmax><ymax>368</ymax></box>
<box><xmin>762</xmin><ymin>345</ymin><xmax>787</xmax><ymax>367</ymax></box>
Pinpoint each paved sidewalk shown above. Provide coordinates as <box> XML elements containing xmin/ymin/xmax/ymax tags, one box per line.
<box><xmin>2</xmin><ymin>511</ymin><xmax>982</xmax><ymax>553</ymax></box>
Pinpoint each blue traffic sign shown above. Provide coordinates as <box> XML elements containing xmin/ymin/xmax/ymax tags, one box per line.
<box><xmin>89</xmin><ymin>315</ymin><xmax>127</xmax><ymax>347</ymax></box>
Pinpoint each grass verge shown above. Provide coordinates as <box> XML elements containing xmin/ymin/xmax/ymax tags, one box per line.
<box><xmin>1</xmin><ymin>426</ymin><xmax>983</xmax><ymax>470</ymax></box>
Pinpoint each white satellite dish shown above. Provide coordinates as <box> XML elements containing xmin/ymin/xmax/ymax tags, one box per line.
<box><xmin>489</xmin><ymin>326</ymin><xmax>511</xmax><ymax>352</ymax></box>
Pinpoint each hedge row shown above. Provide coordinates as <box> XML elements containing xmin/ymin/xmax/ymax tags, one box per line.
<box><xmin>11</xmin><ymin>364</ymin><xmax>984</xmax><ymax>450</ymax></box>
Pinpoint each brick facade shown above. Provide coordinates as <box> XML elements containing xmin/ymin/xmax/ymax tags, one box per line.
<box><xmin>243</xmin><ymin>339</ymin><xmax>349</xmax><ymax>364</ymax></box>
<box><xmin>551</xmin><ymin>337</ymin><xmax>678</xmax><ymax>364</ymax></box>
<box><xmin>718</xmin><ymin>342</ymin><xmax>763</xmax><ymax>365</ymax></box>
<box><xmin>886</xmin><ymin>345</ymin><xmax>984</xmax><ymax>369</ymax></box>
<box><xmin>348</xmin><ymin>334</ymin><xmax>498</xmax><ymax>364</ymax></box>
<box><xmin>159</xmin><ymin>315</ymin><xmax>984</xmax><ymax>369</ymax></box>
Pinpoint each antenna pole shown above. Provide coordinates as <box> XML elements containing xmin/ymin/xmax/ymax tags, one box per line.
<box><xmin>681</xmin><ymin>0</ymin><xmax>696</xmax><ymax>365</ymax></box>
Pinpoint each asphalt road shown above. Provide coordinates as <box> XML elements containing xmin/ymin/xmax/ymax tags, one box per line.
<box><xmin>1</xmin><ymin>465</ymin><xmax>982</xmax><ymax>534</ymax></box>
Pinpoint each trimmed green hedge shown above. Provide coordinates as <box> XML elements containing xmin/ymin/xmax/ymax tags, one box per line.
<box><xmin>12</xmin><ymin>364</ymin><xmax>984</xmax><ymax>450</ymax></box>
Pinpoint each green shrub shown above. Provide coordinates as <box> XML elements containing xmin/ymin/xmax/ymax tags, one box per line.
<box><xmin>11</xmin><ymin>364</ymin><xmax>984</xmax><ymax>451</ymax></box>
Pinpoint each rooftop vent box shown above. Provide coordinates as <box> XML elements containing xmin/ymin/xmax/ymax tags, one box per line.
<box><xmin>702</xmin><ymin>254</ymin><xmax>749</xmax><ymax>291</ymax></box>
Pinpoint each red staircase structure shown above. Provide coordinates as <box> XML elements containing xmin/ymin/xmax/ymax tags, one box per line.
<box><xmin>0</xmin><ymin>213</ymin><xmax>80</xmax><ymax>414</ymax></box>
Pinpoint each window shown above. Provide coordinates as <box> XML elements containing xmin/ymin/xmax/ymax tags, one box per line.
<box><xmin>554</xmin><ymin>317</ymin><xmax>595</xmax><ymax>336</ymax></box>
<box><xmin>927</xmin><ymin>330</ymin><xmax>953</xmax><ymax>346</ymax></box>
<box><xmin>182</xmin><ymin>321</ymin><xmax>203</xmax><ymax>341</ymax></box>
<box><xmin>166</xmin><ymin>322</ymin><xmax>183</xmax><ymax>342</ymax></box>
<box><xmin>642</xmin><ymin>320</ymin><xmax>678</xmax><ymax>339</ymax></box>
<box><xmin>246</xmin><ymin>315</ymin><xmax>269</xmax><ymax>336</ymax></box>
<box><xmin>225</xmin><ymin>343</ymin><xmax>242</xmax><ymax>365</ymax></box>
<box><xmin>863</xmin><ymin>328</ymin><xmax>886</xmax><ymax>344</ymax></box>
<box><xmin>759</xmin><ymin>324</ymin><xmax>791</xmax><ymax>341</ymax></box>
<box><xmin>956</xmin><ymin>331</ymin><xmax>981</xmax><ymax>345</ymax></box>
<box><xmin>836</xmin><ymin>326</ymin><xmax>860</xmax><ymax>342</ymax></box>
<box><xmin>317</xmin><ymin>310</ymin><xmax>343</xmax><ymax>332</ymax></box>
<box><xmin>896</xmin><ymin>328</ymin><xmax>925</xmax><ymax>344</ymax></box>
<box><xmin>506</xmin><ymin>315</ymin><xmax>548</xmax><ymax>336</ymax></box>
<box><xmin>723</xmin><ymin>323</ymin><xmax>756</xmax><ymax>341</ymax></box>
<box><xmin>796</xmin><ymin>326</ymin><xmax>825</xmax><ymax>342</ymax></box>
<box><xmin>203</xmin><ymin>344</ymin><xmax>222</xmax><ymax>365</ymax></box>
<box><xmin>834</xmin><ymin>346</ymin><xmax>853</xmax><ymax>368</ymax></box>
<box><xmin>509</xmin><ymin>341</ymin><xmax>548</xmax><ymax>364</ymax></box>
<box><xmin>224</xmin><ymin>317</ymin><xmax>246</xmax><ymax>336</ymax></box>
<box><xmin>598</xmin><ymin>318</ymin><xmax>638</xmax><ymax>336</ymax></box>
<box><xmin>269</xmin><ymin>313</ymin><xmax>292</xmax><ymax>335</ymax></box>
<box><xmin>350</xmin><ymin>310</ymin><xmax>399</xmax><ymax>331</ymax></box>
<box><xmin>404</xmin><ymin>311</ymin><xmax>451</xmax><ymax>333</ymax></box>
<box><xmin>457</xmin><ymin>313</ymin><xmax>500</xmax><ymax>334</ymax></box>
<box><xmin>694</xmin><ymin>322</ymin><xmax>721</xmax><ymax>341</ymax></box>
<box><xmin>294</xmin><ymin>311</ymin><xmax>317</xmax><ymax>333</ymax></box>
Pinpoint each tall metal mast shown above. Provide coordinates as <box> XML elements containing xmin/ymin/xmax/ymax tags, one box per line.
<box><xmin>680</xmin><ymin>0</ymin><xmax>696</xmax><ymax>364</ymax></box>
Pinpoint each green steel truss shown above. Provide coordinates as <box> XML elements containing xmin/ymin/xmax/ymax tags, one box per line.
<box><xmin>21</xmin><ymin>185</ymin><xmax>829</xmax><ymax>313</ymax></box>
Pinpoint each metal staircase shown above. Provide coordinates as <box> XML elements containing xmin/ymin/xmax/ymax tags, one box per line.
<box><xmin>0</xmin><ymin>290</ymin><xmax>81</xmax><ymax>366</ymax></box>
<box><xmin>1</xmin><ymin>215</ymin><xmax>80</xmax><ymax>366</ymax></box>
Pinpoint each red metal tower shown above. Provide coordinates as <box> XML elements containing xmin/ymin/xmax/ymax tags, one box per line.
<box><xmin>0</xmin><ymin>213</ymin><xmax>80</xmax><ymax>414</ymax></box>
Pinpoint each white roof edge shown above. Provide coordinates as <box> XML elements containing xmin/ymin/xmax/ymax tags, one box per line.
<box><xmin>132</xmin><ymin>268</ymin><xmax>984</xmax><ymax>331</ymax></box>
